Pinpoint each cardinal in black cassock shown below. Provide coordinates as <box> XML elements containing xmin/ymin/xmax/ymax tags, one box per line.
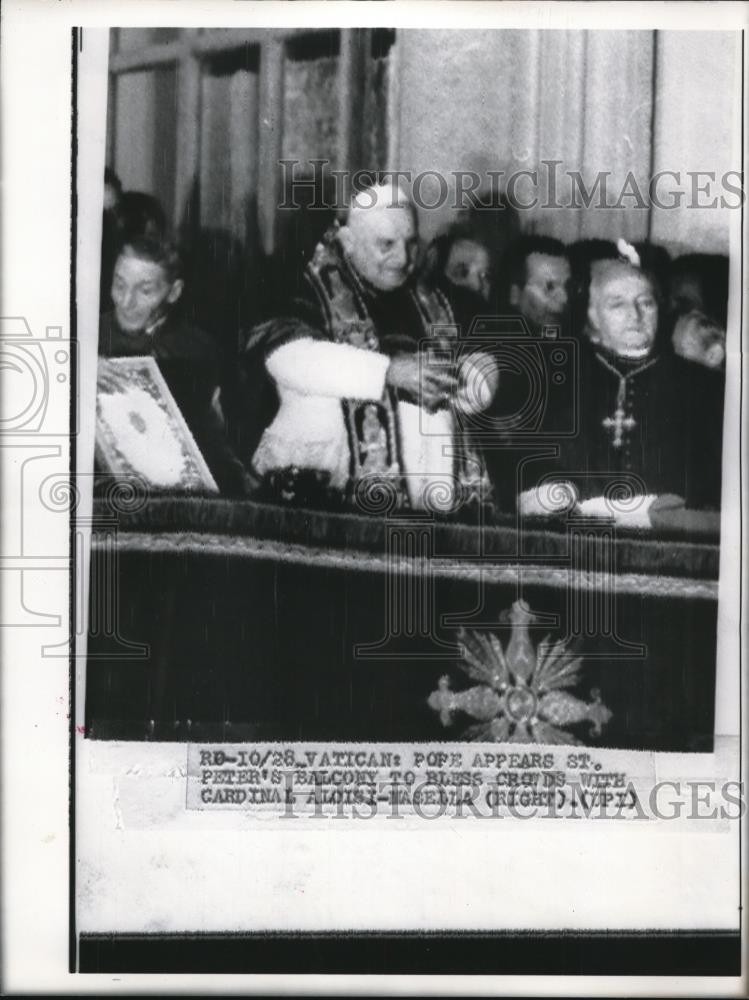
<box><xmin>511</xmin><ymin>253</ymin><xmax>724</xmax><ymax>526</ymax></box>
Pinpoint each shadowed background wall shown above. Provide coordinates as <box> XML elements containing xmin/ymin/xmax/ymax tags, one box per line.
<box><xmin>109</xmin><ymin>28</ymin><xmax>739</xmax><ymax>264</ymax></box>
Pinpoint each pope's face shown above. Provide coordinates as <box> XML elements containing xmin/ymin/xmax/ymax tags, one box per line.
<box><xmin>444</xmin><ymin>239</ymin><xmax>491</xmax><ymax>302</ymax></box>
<box><xmin>342</xmin><ymin>206</ymin><xmax>418</xmax><ymax>291</ymax></box>
<box><xmin>589</xmin><ymin>272</ymin><xmax>658</xmax><ymax>360</ymax></box>
<box><xmin>111</xmin><ymin>253</ymin><xmax>181</xmax><ymax>333</ymax></box>
<box><xmin>511</xmin><ymin>253</ymin><xmax>570</xmax><ymax>333</ymax></box>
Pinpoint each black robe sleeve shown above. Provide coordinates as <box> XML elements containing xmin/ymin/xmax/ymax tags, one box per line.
<box><xmin>233</xmin><ymin>276</ymin><xmax>331</xmax><ymax>470</ymax></box>
<box><xmin>679</xmin><ymin>360</ymin><xmax>725</xmax><ymax>510</ymax></box>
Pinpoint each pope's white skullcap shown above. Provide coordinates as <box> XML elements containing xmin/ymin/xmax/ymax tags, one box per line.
<box><xmin>349</xmin><ymin>181</ymin><xmax>413</xmax><ymax>215</ymax></box>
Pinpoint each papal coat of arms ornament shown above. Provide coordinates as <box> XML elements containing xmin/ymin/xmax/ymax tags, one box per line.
<box><xmin>428</xmin><ymin>600</ymin><xmax>612</xmax><ymax>745</ymax></box>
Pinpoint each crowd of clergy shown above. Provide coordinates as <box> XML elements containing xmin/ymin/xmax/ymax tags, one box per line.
<box><xmin>97</xmin><ymin>169</ymin><xmax>727</xmax><ymax>530</ymax></box>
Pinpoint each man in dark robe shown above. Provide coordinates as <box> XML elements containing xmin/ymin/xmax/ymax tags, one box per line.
<box><xmin>516</xmin><ymin>252</ymin><xmax>724</xmax><ymax>528</ymax></box>
<box><xmin>98</xmin><ymin>237</ymin><xmax>253</xmax><ymax>495</ymax></box>
<box><xmin>240</xmin><ymin>184</ymin><xmax>496</xmax><ymax>513</ymax></box>
<box><xmin>477</xmin><ymin>236</ymin><xmax>574</xmax><ymax>512</ymax></box>
<box><xmin>504</xmin><ymin>235</ymin><xmax>571</xmax><ymax>336</ymax></box>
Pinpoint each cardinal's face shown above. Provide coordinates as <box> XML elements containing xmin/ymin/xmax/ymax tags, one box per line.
<box><xmin>589</xmin><ymin>271</ymin><xmax>658</xmax><ymax>360</ymax></box>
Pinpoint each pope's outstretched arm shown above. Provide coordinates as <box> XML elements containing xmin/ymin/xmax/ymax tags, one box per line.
<box><xmin>266</xmin><ymin>337</ymin><xmax>390</xmax><ymax>400</ymax></box>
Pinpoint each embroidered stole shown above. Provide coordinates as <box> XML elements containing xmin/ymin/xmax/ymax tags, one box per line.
<box><xmin>305</xmin><ymin>233</ymin><xmax>492</xmax><ymax>510</ymax></box>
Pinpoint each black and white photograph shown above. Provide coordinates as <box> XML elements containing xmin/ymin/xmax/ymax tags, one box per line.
<box><xmin>87</xmin><ymin>25</ymin><xmax>733</xmax><ymax>753</ymax></box>
<box><xmin>0</xmin><ymin>1</ymin><xmax>746</xmax><ymax>992</ymax></box>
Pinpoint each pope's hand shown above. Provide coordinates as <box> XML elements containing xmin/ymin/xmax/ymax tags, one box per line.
<box><xmin>386</xmin><ymin>353</ymin><xmax>456</xmax><ymax>412</ymax></box>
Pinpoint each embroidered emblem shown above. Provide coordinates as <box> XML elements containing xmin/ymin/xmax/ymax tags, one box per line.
<box><xmin>428</xmin><ymin>600</ymin><xmax>612</xmax><ymax>744</ymax></box>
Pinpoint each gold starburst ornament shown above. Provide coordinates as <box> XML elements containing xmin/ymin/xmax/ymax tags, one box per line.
<box><xmin>428</xmin><ymin>600</ymin><xmax>612</xmax><ymax>745</ymax></box>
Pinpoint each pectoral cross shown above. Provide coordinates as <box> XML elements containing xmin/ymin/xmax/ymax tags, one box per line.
<box><xmin>602</xmin><ymin>406</ymin><xmax>636</xmax><ymax>448</ymax></box>
<box><xmin>602</xmin><ymin>376</ymin><xmax>635</xmax><ymax>448</ymax></box>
